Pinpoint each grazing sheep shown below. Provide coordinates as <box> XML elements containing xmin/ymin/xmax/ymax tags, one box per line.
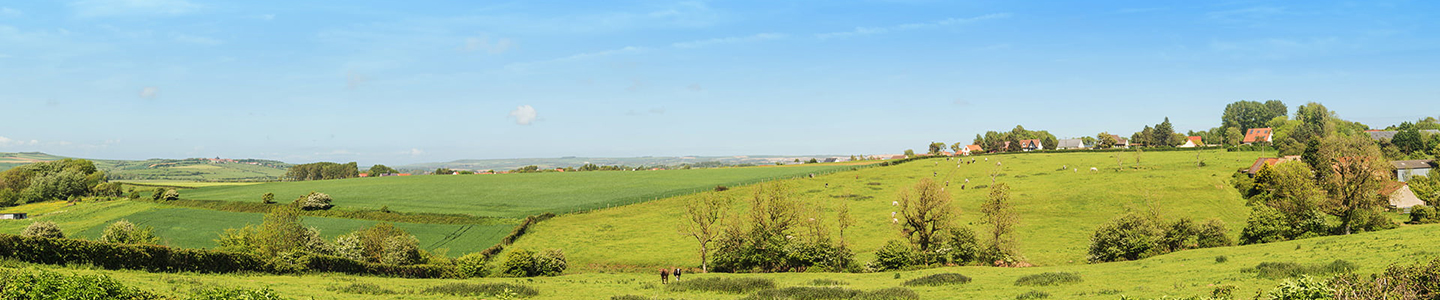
<box><xmin>1090</xmin><ymin>167</ymin><xmax>1098</xmax><ymax>171</ymax></box>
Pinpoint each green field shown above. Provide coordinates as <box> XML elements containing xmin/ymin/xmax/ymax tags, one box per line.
<box><xmin>0</xmin><ymin>152</ymin><xmax>289</xmax><ymax>181</ymax></box>
<box><xmin>0</xmin><ymin>201</ymin><xmax>513</xmax><ymax>255</ymax></box>
<box><xmin>508</xmin><ymin>150</ymin><xmax>1265</xmax><ymax>269</ymax></box>
<box><xmin>5</xmin><ymin>223</ymin><xmax>1437</xmax><ymax>299</ymax></box>
<box><xmin>183</xmin><ymin>164</ymin><xmax>872</xmax><ymax>218</ymax></box>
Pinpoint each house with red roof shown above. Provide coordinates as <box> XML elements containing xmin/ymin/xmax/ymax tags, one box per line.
<box><xmin>1180</xmin><ymin>136</ymin><xmax>1205</xmax><ymax>148</ymax></box>
<box><xmin>1019</xmin><ymin>139</ymin><xmax>1043</xmax><ymax>151</ymax></box>
<box><xmin>961</xmin><ymin>145</ymin><xmax>982</xmax><ymax>156</ymax></box>
<box><xmin>1242</xmin><ymin>128</ymin><xmax>1273</xmax><ymax>144</ymax></box>
<box><xmin>1246</xmin><ymin>155</ymin><xmax>1302</xmax><ymax>175</ymax></box>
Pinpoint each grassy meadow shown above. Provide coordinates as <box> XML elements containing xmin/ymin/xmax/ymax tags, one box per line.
<box><xmin>5</xmin><ymin>223</ymin><xmax>1437</xmax><ymax>299</ymax></box>
<box><xmin>0</xmin><ymin>200</ymin><xmax>514</xmax><ymax>254</ymax></box>
<box><xmin>508</xmin><ymin>150</ymin><xmax>1266</xmax><ymax>269</ymax></box>
<box><xmin>183</xmin><ymin>164</ymin><xmax>871</xmax><ymax>218</ymax></box>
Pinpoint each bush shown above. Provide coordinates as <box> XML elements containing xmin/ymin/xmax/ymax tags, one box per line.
<box><xmin>162</xmin><ymin>189</ymin><xmax>179</xmax><ymax>201</ymax></box>
<box><xmin>189</xmin><ymin>287</ymin><xmax>286</xmax><ymax>300</ymax></box>
<box><xmin>1239</xmin><ymin>206</ymin><xmax>1291</xmax><ymax>245</ymax></box>
<box><xmin>667</xmin><ymin>277</ymin><xmax>775</xmax><ymax>294</ymax></box>
<box><xmin>1015</xmin><ymin>290</ymin><xmax>1050</xmax><ymax>299</ymax></box>
<box><xmin>1244</xmin><ymin>260</ymin><xmax>1356</xmax><ymax>279</ymax></box>
<box><xmin>1196</xmin><ymin>219</ymin><xmax>1234</xmax><ymax>247</ymax></box>
<box><xmin>1215</xmin><ymin>255</ymin><xmax>1229</xmax><ymax>263</ymax></box>
<box><xmin>855</xmin><ymin>287</ymin><xmax>920</xmax><ymax>300</ymax></box>
<box><xmin>455</xmin><ymin>252</ymin><xmax>490</xmax><ymax>278</ymax></box>
<box><xmin>808</xmin><ymin>279</ymin><xmax>848</xmax><ymax>286</ymax></box>
<box><xmin>0</xmin><ymin>268</ymin><xmax>159</xmax><ymax>299</ymax></box>
<box><xmin>295</xmin><ymin>191</ymin><xmax>333</xmax><ymax>210</ymax></box>
<box><xmin>740</xmin><ymin>286</ymin><xmax>918</xmax><ymax>300</ymax></box>
<box><xmin>261</xmin><ymin>192</ymin><xmax>275</xmax><ymax>204</ymax></box>
<box><xmin>327</xmin><ymin>282</ymin><xmax>396</xmax><ymax>295</ymax></box>
<box><xmin>901</xmin><ymin>273</ymin><xmax>971</xmax><ymax>287</ymax></box>
<box><xmin>1014</xmin><ymin>272</ymin><xmax>1082</xmax><ymax>286</ymax></box>
<box><xmin>500</xmin><ymin>248</ymin><xmax>566</xmax><ymax>277</ymax></box>
<box><xmin>99</xmin><ymin>220</ymin><xmax>162</xmax><ymax>245</ymax></box>
<box><xmin>1330</xmin><ymin>257</ymin><xmax>1440</xmax><ymax>297</ymax></box>
<box><xmin>423</xmin><ymin>282</ymin><xmax>539</xmax><ymax>298</ymax></box>
<box><xmin>783</xmin><ymin>241</ymin><xmax>855</xmax><ymax>272</ymax></box>
<box><xmin>1261</xmin><ymin>276</ymin><xmax>1331</xmax><ymax>299</ymax></box>
<box><xmin>21</xmin><ymin>221</ymin><xmax>64</xmax><ymax>239</ymax></box>
<box><xmin>1087</xmin><ymin>214</ymin><xmax>1161</xmax><ymax>262</ymax></box>
<box><xmin>943</xmin><ymin>227</ymin><xmax>981</xmax><ymax>264</ymax></box>
<box><xmin>870</xmin><ymin>240</ymin><xmax>917</xmax><ymax>271</ymax></box>
<box><xmin>380</xmin><ymin>235</ymin><xmax>421</xmax><ymax>265</ymax></box>
<box><xmin>300</xmin><ymin>254</ymin><xmax>454</xmax><ymax>278</ymax></box>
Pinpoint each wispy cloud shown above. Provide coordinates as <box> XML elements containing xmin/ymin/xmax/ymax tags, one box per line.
<box><xmin>672</xmin><ymin>33</ymin><xmax>786</xmax><ymax>49</ymax></box>
<box><xmin>70</xmin><ymin>0</ymin><xmax>200</xmax><ymax>17</ymax></box>
<box><xmin>139</xmin><ymin>87</ymin><xmax>159</xmax><ymax>99</ymax></box>
<box><xmin>0</xmin><ymin>136</ymin><xmax>40</xmax><ymax>147</ymax></box>
<box><xmin>816</xmin><ymin>13</ymin><xmax>1011</xmax><ymax>40</ymax></box>
<box><xmin>460</xmin><ymin>35</ymin><xmax>515</xmax><ymax>54</ymax></box>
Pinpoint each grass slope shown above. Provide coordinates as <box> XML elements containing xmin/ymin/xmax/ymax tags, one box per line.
<box><xmin>0</xmin><ymin>201</ymin><xmax>513</xmax><ymax>254</ymax></box>
<box><xmin>184</xmin><ymin>164</ymin><xmax>869</xmax><ymax>218</ymax></box>
<box><xmin>0</xmin><ymin>152</ymin><xmax>289</xmax><ymax>181</ymax></box>
<box><xmin>508</xmin><ymin>150</ymin><xmax>1264</xmax><ymax>269</ymax></box>
<box><xmin>6</xmin><ymin>223</ymin><xmax>1437</xmax><ymax>299</ymax></box>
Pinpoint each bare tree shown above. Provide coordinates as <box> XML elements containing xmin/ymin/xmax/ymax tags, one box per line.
<box><xmin>980</xmin><ymin>183</ymin><xmax>1019</xmax><ymax>260</ymax></box>
<box><xmin>678</xmin><ymin>192</ymin><xmax>731</xmax><ymax>272</ymax></box>
<box><xmin>1317</xmin><ymin>135</ymin><xmax>1391</xmax><ymax>235</ymax></box>
<box><xmin>898</xmin><ymin>178</ymin><xmax>955</xmax><ymax>252</ymax></box>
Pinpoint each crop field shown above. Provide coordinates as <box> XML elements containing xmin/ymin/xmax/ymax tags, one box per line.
<box><xmin>114</xmin><ymin>180</ymin><xmax>264</xmax><ymax>188</ymax></box>
<box><xmin>0</xmin><ymin>201</ymin><xmax>513</xmax><ymax>254</ymax></box>
<box><xmin>7</xmin><ymin>223</ymin><xmax>1438</xmax><ymax>299</ymax></box>
<box><xmin>183</xmin><ymin>163</ymin><xmax>872</xmax><ymax>218</ymax></box>
<box><xmin>508</xmin><ymin>150</ymin><xmax>1269</xmax><ymax>269</ymax></box>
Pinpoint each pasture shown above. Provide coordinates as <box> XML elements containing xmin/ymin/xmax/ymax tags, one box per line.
<box><xmin>7</xmin><ymin>223</ymin><xmax>1438</xmax><ymax>299</ymax></box>
<box><xmin>0</xmin><ymin>200</ymin><xmax>513</xmax><ymax>255</ymax></box>
<box><xmin>507</xmin><ymin>150</ymin><xmax>1267</xmax><ymax>269</ymax></box>
<box><xmin>183</xmin><ymin>164</ymin><xmax>871</xmax><ymax>218</ymax></box>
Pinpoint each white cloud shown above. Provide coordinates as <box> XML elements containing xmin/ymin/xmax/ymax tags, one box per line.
<box><xmin>460</xmin><ymin>35</ymin><xmax>515</xmax><ymax>54</ymax></box>
<box><xmin>672</xmin><ymin>33</ymin><xmax>786</xmax><ymax>49</ymax></box>
<box><xmin>139</xmin><ymin>86</ymin><xmax>159</xmax><ymax>98</ymax></box>
<box><xmin>0</xmin><ymin>136</ymin><xmax>40</xmax><ymax>147</ymax></box>
<box><xmin>816</xmin><ymin>13</ymin><xmax>1011</xmax><ymax>40</ymax></box>
<box><xmin>70</xmin><ymin>0</ymin><xmax>200</xmax><ymax>17</ymax></box>
<box><xmin>509</xmin><ymin>105</ymin><xmax>538</xmax><ymax>125</ymax></box>
<box><xmin>173</xmin><ymin>33</ymin><xmax>222</xmax><ymax>45</ymax></box>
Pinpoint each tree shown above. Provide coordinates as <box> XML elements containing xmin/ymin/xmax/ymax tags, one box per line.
<box><xmin>1096</xmin><ymin>132</ymin><xmax>1117</xmax><ymax>149</ymax></box>
<box><xmin>1223</xmin><ymin>100</ymin><xmax>1287</xmax><ymax>131</ymax></box>
<box><xmin>928</xmin><ymin>142</ymin><xmax>946</xmax><ymax>155</ymax></box>
<box><xmin>1316</xmin><ymin>135</ymin><xmax>1391</xmax><ymax>235</ymax></box>
<box><xmin>99</xmin><ymin>220</ymin><xmax>161</xmax><ymax>245</ymax></box>
<box><xmin>679</xmin><ymin>192</ymin><xmax>730</xmax><ymax>272</ymax></box>
<box><xmin>261</xmin><ymin>193</ymin><xmax>275</xmax><ymax>204</ymax></box>
<box><xmin>903</xmin><ymin>149</ymin><xmax>916</xmax><ymax>157</ymax></box>
<box><xmin>836</xmin><ymin>201</ymin><xmax>854</xmax><ymax>247</ymax></box>
<box><xmin>294</xmin><ymin>191</ymin><xmax>333</xmax><ymax>210</ymax></box>
<box><xmin>950</xmin><ymin>142</ymin><xmax>962</xmax><ymax>154</ymax></box>
<box><xmin>980</xmin><ymin>183</ymin><xmax>1019</xmax><ymax>261</ymax></box>
<box><xmin>1081</xmin><ymin>136</ymin><xmax>1097</xmax><ymax>147</ymax></box>
<box><xmin>1154</xmin><ymin>118</ymin><xmax>1176</xmax><ymax>147</ymax></box>
<box><xmin>366</xmin><ymin>164</ymin><xmax>399</xmax><ymax>177</ymax></box>
<box><xmin>1224</xmin><ymin>127</ymin><xmax>1244</xmax><ymax>146</ymax></box>
<box><xmin>161</xmin><ymin>189</ymin><xmax>179</xmax><ymax>201</ymax></box>
<box><xmin>21</xmin><ymin>221</ymin><xmax>64</xmax><ymax>239</ymax></box>
<box><xmin>380</xmin><ymin>235</ymin><xmax>422</xmax><ymax>265</ymax></box>
<box><xmin>1037</xmin><ymin>131</ymin><xmax>1058</xmax><ymax>150</ymax></box>
<box><xmin>258</xmin><ymin>206</ymin><xmax>308</xmax><ymax>255</ymax></box>
<box><xmin>897</xmin><ymin>178</ymin><xmax>954</xmax><ymax>252</ymax></box>
<box><xmin>1134</xmin><ymin>126</ymin><xmax>1155</xmax><ymax>147</ymax></box>
<box><xmin>434</xmin><ymin>168</ymin><xmax>455</xmax><ymax>175</ymax></box>
<box><xmin>1392</xmin><ymin>127</ymin><xmax>1425</xmax><ymax>154</ymax></box>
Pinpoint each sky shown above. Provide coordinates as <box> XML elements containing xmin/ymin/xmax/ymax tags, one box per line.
<box><xmin>2</xmin><ymin>0</ymin><xmax>1438</xmax><ymax>165</ymax></box>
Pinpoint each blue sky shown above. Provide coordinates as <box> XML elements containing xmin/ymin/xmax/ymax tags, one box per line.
<box><xmin>2</xmin><ymin>0</ymin><xmax>1438</xmax><ymax>165</ymax></box>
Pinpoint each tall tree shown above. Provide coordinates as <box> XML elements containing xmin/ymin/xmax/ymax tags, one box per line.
<box><xmin>928</xmin><ymin>142</ymin><xmax>946</xmax><ymax>155</ymax></box>
<box><xmin>1316</xmin><ymin>135</ymin><xmax>1390</xmax><ymax>235</ymax></box>
<box><xmin>1096</xmin><ymin>132</ymin><xmax>1117</xmax><ymax>149</ymax></box>
<box><xmin>1154</xmin><ymin>118</ymin><xmax>1175</xmax><ymax>147</ymax></box>
<box><xmin>980</xmin><ymin>183</ymin><xmax>1019</xmax><ymax>261</ymax></box>
<box><xmin>897</xmin><ymin>178</ymin><xmax>955</xmax><ymax>252</ymax></box>
<box><xmin>1223</xmin><ymin>100</ymin><xmax>1287</xmax><ymax>131</ymax></box>
<box><xmin>1224</xmin><ymin>127</ymin><xmax>1244</xmax><ymax>146</ymax></box>
<box><xmin>679</xmin><ymin>192</ymin><xmax>730</xmax><ymax>272</ymax></box>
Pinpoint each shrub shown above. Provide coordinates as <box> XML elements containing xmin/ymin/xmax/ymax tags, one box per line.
<box><xmin>423</xmin><ymin>282</ymin><xmax>539</xmax><ymax>298</ymax></box>
<box><xmin>808</xmin><ymin>279</ymin><xmax>848</xmax><ymax>286</ymax></box>
<box><xmin>666</xmin><ymin>277</ymin><xmax>775</xmax><ymax>294</ymax></box>
<box><xmin>1330</xmin><ymin>257</ymin><xmax>1440</xmax><ymax>297</ymax></box>
<box><xmin>162</xmin><ymin>189</ymin><xmax>179</xmax><ymax>201</ymax></box>
<box><xmin>1215</xmin><ymin>255</ymin><xmax>1229</xmax><ymax>263</ymax></box>
<box><xmin>455</xmin><ymin>252</ymin><xmax>490</xmax><ymax>278</ymax></box>
<box><xmin>742</xmin><ymin>287</ymin><xmax>858</xmax><ymax>300</ymax></box>
<box><xmin>943</xmin><ymin>227</ymin><xmax>981</xmax><ymax>264</ymax></box>
<box><xmin>299</xmin><ymin>254</ymin><xmax>454</xmax><ymax>278</ymax></box>
<box><xmin>855</xmin><ymin>287</ymin><xmax>919</xmax><ymax>300</ymax></box>
<box><xmin>901</xmin><ymin>273</ymin><xmax>971</xmax><ymax>287</ymax></box>
<box><xmin>327</xmin><ymin>282</ymin><xmax>396</xmax><ymax>295</ymax></box>
<box><xmin>1239</xmin><ymin>206</ymin><xmax>1290</xmax><ymax>245</ymax></box>
<box><xmin>21</xmin><ymin>221</ymin><xmax>64</xmax><ymax>239</ymax></box>
<box><xmin>783</xmin><ymin>241</ymin><xmax>855</xmax><ymax>272</ymax></box>
<box><xmin>1196</xmin><ymin>219</ymin><xmax>1234</xmax><ymax>247</ymax></box>
<box><xmin>1014</xmin><ymin>272</ymin><xmax>1082</xmax><ymax>286</ymax></box>
<box><xmin>1244</xmin><ymin>260</ymin><xmax>1356</xmax><ymax>279</ymax></box>
<box><xmin>295</xmin><ymin>191</ymin><xmax>333</xmax><ymax>210</ymax></box>
<box><xmin>189</xmin><ymin>287</ymin><xmax>285</xmax><ymax>300</ymax></box>
<box><xmin>99</xmin><ymin>220</ymin><xmax>161</xmax><ymax>245</ymax></box>
<box><xmin>1261</xmin><ymin>276</ymin><xmax>1331</xmax><ymax>299</ymax></box>
<box><xmin>870</xmin><ymin>240</ymin><xmax>917</xmax><ymax>271</ymax></box>
<box><xmin>0</xmin><ymin>268</ymin><xmax>159</xmax><ymax>299</ymax></box>
<box><xmin>1087</xmin><ymin>214</ymin><xmax>1161</xmax><ymax>262</ymax></box>
<box><xmin>380</xmin><ymin>235</ymin><xmax>421</xmax><ymax>265</ymax></box>
<box><xmin>1015</xmin><ymin>290</ymin><xmax>1050</xmax><ymax>299</ymax></box>
<box><xmin>261</xmin><ymin>192</ymin><xmax>275</xmax><ymax>204</ymax></box>
<box><xmin>500</xmin><ymin>248</ymin><xmax>567</xmax><ymax>277</ymax></box>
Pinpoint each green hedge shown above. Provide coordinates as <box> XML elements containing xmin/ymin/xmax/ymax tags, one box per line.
<box><xmin>0</xmin><ymin>234</ymin><xmax>459</xmax><ymax>278</ymax></box>
<box><xmin>141</xmin><ymin>198</ymin><xmax>495</xmax><ymax>225</ymax></box>
<box><xmin>479</xmin><ymin>213</ymin><xmax>556</xmax><ymax>259</ymax></box>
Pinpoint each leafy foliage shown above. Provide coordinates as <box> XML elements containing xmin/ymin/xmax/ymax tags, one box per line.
<box><xmin>665</xmin><ymin>277</ymin><xmax>775</xmax><ymax>294</ymax></box>
<box><xmin>21</xmin><ymin>221</ymin><xmax>64</xmax><ymax>239</ymax></box>
<box><xmin>0</xmin><ymin>268</ymin><xmax>159</xmax><ymax>300</ymax></box>
<box><xmin>189</xmin><ymin>287</ymin><xmax>286</xmax><ymax>300</ymax></box>
<box><xmin>284</xmin><ymin>161</ymin><xmax>359</xmax><ymax>181</ymax></box>
<box><xmin>500</xmin><ymin>248</ymin><xmax>567</xmax><ymax>277</ymax></box>
<box><xmin>99</xmin><ymin>220</ymin><xmax>162</xmax><ymax>245</ymax></box>
<box><xmin>901</xmin><ymin>273</ymin><xmax>972</xmax><ymax>287</ymax></box>
<box><xmin>1014</xmin><ymin>272</ymin><xmax>1083</xmax><ymax>286</ymax></box>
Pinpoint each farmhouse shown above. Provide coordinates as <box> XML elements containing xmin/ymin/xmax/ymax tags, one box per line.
<box><xmin>961</xmin><ymin>145</ymin><xmax>982</xmax><ymax>156</ymax></box>
<box><xmin>1366</xmin><ymin>130</ymin><xmax>1397</xmax><ymax>140</ymax></box>
<box><xmin>1019</xmin><ymin>139</ymin><xmax>1043</xmax><ymax>151</ymax></box>
<box><xmin>1242</xmin><ymin>128</ymin><xmax>1273</xmax><ymax>144</ymax></box>
<box><xmin>1056</xmin><ymin>138</ymin><xmax>1087</xmax><ymax>150</ymax></box>
<box><xmin>0</xmin><ymin>213</ymin><xmax>26</xmax><ymax>220</ymax></box>
<box><xmin>1179</xmin><ymin>136</ymin><xmax>1204</xmax><ymax>148</ymax></box>
<box><xmin>1392</xmin><ymin>159</ymin><xmax>1434</xmax><ymax>182</ymax></box>
<box><xmin>1106</xmin><ymin>134</ymin><xmax>1131</xmax><ymax>148</ymax></box>
<box><xmin>1246</xmin><ymin>155</ymin><xmax>1302</xmax><ymax>175</ymax></box>
<box><xmin>1382</xmin><ymin>181</ymin><xmax>1425</xmax><ymax>208</ymax></box>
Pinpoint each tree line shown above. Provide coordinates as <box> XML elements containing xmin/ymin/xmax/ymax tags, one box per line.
<box><xmin>0</xmin><ymin>159</ymin><xmax>115</xmax><ymax>206</ymax></box>
<box><xmin>284</xmin><ymin>162</ymin><xmax>359</xmax><ymax>181</ymax></box>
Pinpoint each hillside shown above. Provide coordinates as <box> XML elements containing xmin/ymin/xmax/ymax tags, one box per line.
<box><xmin>0</xmin><ymin>200</ymin><xmax>513</xmax><ymax>254</ymax></box>
<box><xmin>0</xmin><ymin>152</ymin><xmax>289</xmax><ymax>182</ymax></box>
<box><xmin>396</xmin><ymin>155</ymin><xmax>854</xmax><ymax>172</ymax></box>
<box><xmin>507</xmin><ymin>150</ymin><xmax>1265</xmax><ymax>269</ymax></box>
<box><xmin>6</xmin><ymin>223</ymin><xmax>1437</xmax><ymax>299</ymax></box>
<box><xmin>183</xmin><ymin>163</ymin><xmax>871</xmax><ymax>218</ymax></box>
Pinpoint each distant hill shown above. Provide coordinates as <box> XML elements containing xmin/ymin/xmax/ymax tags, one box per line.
<box><xmin>396</xmin><ymin>155</ymin><xmax>849</xmax><ymax>172</ymax></box>
<box><xmin>0</xmin><ymin>152</ymin><xmax>290</xmax><ymax>182</ymax></box>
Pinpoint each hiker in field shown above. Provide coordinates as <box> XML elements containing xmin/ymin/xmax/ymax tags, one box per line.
<box><xmin>660</xmin><ymin>268</ymin><xmax>670</xmax><ymax>284</ymax></box>
<box><xmin>673</xmin><ymin>268</ymin><xmax>682</xmax><ymax>281</ymax></box>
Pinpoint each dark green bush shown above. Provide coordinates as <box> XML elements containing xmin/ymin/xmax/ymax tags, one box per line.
<box><xmin>1244</xmin><ymin>260</ymin><xmax>1356</xmax><ymax>279</ymax></box>
<box><xmin>1410</xmin><ymin>205</ymin><xmax>1440</xmax><ymax>224</ymax></box>
<box><xmin>1087</xmin><ymin>214</ymin><xmax>1162</xmax><ymax>262</ymax></box>
<box><xmin>869</xmin><ymin>240</ymin><xmax>916</xmax><ymax>271</ymax></box>
<box><xmin>808</xmin><ymin>279</ymin><xmax>848</xmax><ymax>286</ymax></box>
<box><xmin>1014</xmin><ymin>272</ymin><xmax>1082</xmax><ymax>286</ymax></box>
<box><xmin>1330</xmin><ymin>257</ymin><xmax>1440</xmax><ymax>297</ymax></box>
<box><xmin>901</xmin><ymin>273</ymin><xmax>971</xmax><ymax>287</ymax></box>
<box><xmin>422</xmin><ymin>282</ymin><xmax>539</xmax><ymax>298</ymax></box>
<box><xmin>1015</xmin><ymin>290</ymin><xmax>1050</xmax><ymax>299</ymax></box>
<box><xmin>1215</xmin><ymin>255</ymin><xmax>1229</xmax><ymax>263</ymax></box>
<box><xmin>0</xmin><ymin>268</ymin><xmax>159</xmax><ymax>299</ymax></box>
<box><xmin>327</xmin><ymin>282</ymin><xmax>396</xmax><ymax>295</ymax></box>
<box><xmin>854</xmin><ymin>287</ymin><xmax>919</xmax><ymax>300</ymax></box>
<box><xmin>189</xmin><ymin>287</ymin><xmax>286</xmax><ymax>300</ymax></box>
<box><xmin>301</xmin><ymin>254</ymin><xmax>454</xmax><ymax>278</ymax></box>
<box><xmin>500</xmin><ymin>248</ymin><xmax>566</xmax><ymax>277</ymax></box>
<box><xmin>666</xmin><ymin>277</ymin><xmax>775</xmax><ymax>294</ymax></box>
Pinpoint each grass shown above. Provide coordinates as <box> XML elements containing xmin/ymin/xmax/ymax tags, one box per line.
<box><xmin>508</xmin><ymin>150</ymin><xmax>1263</xmax><ymax>269</ymax></box>
<box><xmin>900</xmin><ymin>273</ymin><xmax>971</xmax><ymax>286</ymax></box>
<box><xmin>3</xmin><ymin>223</ymin><xmax>1437</xmax><ymax>299</ymax></box>
<box><xmin>1013</xmin><ymin>272</ymin><xmax>1083</xmax><ymax>286</ymax></box>
<box><xmin>114</xmin><ymin>180</ymin><xmax>264</xmax><ymax>188</ymax></box>
<box><xmin>423</xmin><ymin>282</ymin><xmax>540</xmax><ymax>298</ymax></box>
<box><xmin>667</xmin><ymin>277</ymin><xmax>777</xmax><ymax>293</ymax></box>
<box><xmin>183</xmin><ymin>164</ymin><xmax>869</xmax><ymax>218</ymax></box>
<box><xmin>0</xmin><ymin>200</ymin><xmax>515</xmax><ymax>255</ymax></box>
<box><xmin>1242</xmin><ymin>259</ymin><xmax>1357</xmax><ymax>279</ymax></box>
